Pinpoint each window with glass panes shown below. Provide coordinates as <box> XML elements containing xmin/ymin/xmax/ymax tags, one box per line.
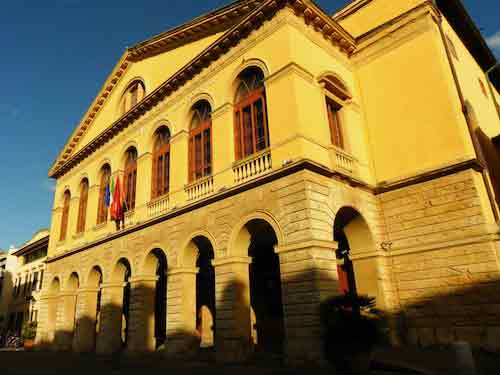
<box><xmin>124</xmin><ymin>148</ymin><xmax>138</xmax><ymax>210</ymax></box>
<box><xmin>152</xmin><ymin>127</ymin><xmax>171</xmax><ymax>199</ymax></box>
<box><xmin>189</xmin><ymin>100</ymin><xmax>212</xmax><ymax>182</ymax></box>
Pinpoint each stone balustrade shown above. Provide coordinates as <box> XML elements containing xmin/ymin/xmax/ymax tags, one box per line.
<box><xmin>233</xmin><ymin>149</ymin><xmax>272</xmax><ymax>184</ymax></box>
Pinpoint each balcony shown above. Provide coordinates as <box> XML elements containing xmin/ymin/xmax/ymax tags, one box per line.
<box><xmin>185</xmin><ymin>176</ymin><xmax>214</xmax><ymax>201</ymax></box>
<box><xmin>330</xmin><ymin>146</ymin><xmax>355</xmax><ymax>175</ymax></box>
<box><xmin>233</xmin><ymin>149</ymin><xmax>272</xmax><ymax>184</ymax></box>
<box><xmin>147</xmin><ymin>195</ymin><xmax>170</xmax><ymax>218</ymax></box>
<box><xmin>124</xmin><ymin>209</ymin><xmax>135</xmax><ymax>227</ymax></box>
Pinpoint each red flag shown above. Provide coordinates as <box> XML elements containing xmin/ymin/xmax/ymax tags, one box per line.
<box><xmin>110</xmin><ymin>176</ymin><xmax>123</xmax><ymax>222</ymax></box>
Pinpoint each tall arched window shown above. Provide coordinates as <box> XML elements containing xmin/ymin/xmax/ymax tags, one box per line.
<box><xmin>189</xmin><ymin>100</ymin><xmax>212</xmax><ymax>182</ymax></box>
<box><xmin>120</xmin><ymin>80</ymin><xmax>146</xmax><ymax>115</ymax></box>
<box><xmin>76</xmin><ymin>178</ymin><xmax>89</xmax><ymax>234</ymax></box>
<box><xmin>152</xmin><ymin>127</ymin><xmax>171</xmax><ymax>199</ymax></box>
<box><xmin>60</xmin><ymin>190</ymin><xmax>71</xmax><ymax>241</ymax></box>
<box><xmin>124</xmin><ymin>147</ymin><xmax>138</xmax><ymax>210</ymax></box>
<box><xmin>234</xmin><ymin>67</ymin><xmax>269</xmax><ymax>160</ymax></box>
<box><xmin>97</xmin><ymin>164</ymin><xmax>111</xmax><ymax>224</ymax></box>
<box><xmin>320</xmin><ymin>74</ymin><xmax>351</xmax><ymax>150</ymax></box>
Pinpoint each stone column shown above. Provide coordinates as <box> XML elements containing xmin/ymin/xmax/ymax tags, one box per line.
<box><xmin>275</xmin><ymin>240</ymin><xmax>340</xmax><ymax>365</ymax></box>
<box><xmin>164</xmin><ymin>267</ymin><xmax>199</xmax><ymax>358</ymax></box>
<box><xmin>57</xmin><ymin>291</ymin><xmax>78</xmax><ymax>351</ymax></box>
<box><xmin>96</xmin><ymin>282</ymin><xmax>125</xmax><ymax>354</ymax></box>
<box><xmin>72</xmin><ymin>288</ymin><xmax>99</xmax><ymax>352</ymax></box>
<box><xmin>213</xmin><ymin>256</ymin><xmax>252</xmax><ymax>362</ymax></box>
<box><xmin>35</xmin><ymin>294</ymin><xmax>50</xmax><ymax>350</ymax></box>
<box><xmin>126</xmin><ymin>275</ymin><xmax>157</xmax><ymax>353</ymax></box>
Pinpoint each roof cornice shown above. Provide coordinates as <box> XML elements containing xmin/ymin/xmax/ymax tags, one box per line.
<box><xmin>49</xmin><ymin>0</ymin><xmax>356</xmax><ymax>179</ymax></box>
<box><xmin>12</xmin><ymin>235</ymin><xmax>49</xmax><ymax>257</ymax></box>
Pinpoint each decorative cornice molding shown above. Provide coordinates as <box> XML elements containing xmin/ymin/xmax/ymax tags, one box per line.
<box><xmin>48</xmin><ymin>0</ymin><xmax>356</xmax><ymax>180</ymax></box>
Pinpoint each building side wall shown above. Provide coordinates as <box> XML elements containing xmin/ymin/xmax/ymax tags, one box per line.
<box><xmin>380</xmin><ymin>169</ymin><xmax>500</xmax><ymax>350</ymax></box>
<box><xmin>354</xmin><ymin>11</ymin><xmax>475</xmax><ymax>184</ymax></box>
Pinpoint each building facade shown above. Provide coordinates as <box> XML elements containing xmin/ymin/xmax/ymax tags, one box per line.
<box><xmin>37</xmin><ymin>0</ymin><xmax>500</xmax><ymax>363</ymax></box>
<box><xmin>0</xmin><ymin>231</ymin><xmax>48</xmax><ymax>336</ymax></box>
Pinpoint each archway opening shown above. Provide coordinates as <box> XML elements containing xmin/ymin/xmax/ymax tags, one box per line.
<box><xmin>333</xmin><ymin>207</ymin><xmax>377</xmax><ymax>300</ymax></box>
<box><xmin>144</xmin><ymin>249</ymin><xmax>168</xmax><ymax>349</ymax></box>
<box><xmin>47</xmin><ymin>278</ymin><xmax>61</xmax><ymax>345</ymax></box>
<box><xmin>246</xmin><ymin>219</ymin><xmax>284</xmax><ymax>354</ymax></box>
<box><xmin>192</xmin><ymin>236</ymin><xmax>215</xmax><ymax>348</ymax></box>
<box><xmin>112</xmin><ymin>258</ymin><xmax>132</xmax><ymax>350</ymax></box>
<box><xmin>64</xmin><ymin>272</ymin><xmax>79</xmax><ymax>349</ymax></box>
<box><xmin>88</xmin><ymin>266</ymin><xmax>103</xmax><ymax>351</ymax></box>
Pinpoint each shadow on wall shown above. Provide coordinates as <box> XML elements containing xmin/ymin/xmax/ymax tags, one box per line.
<box><xmin>0</xmin><ymin>270</ymin><xmax>14</xmax><ymax>334</ymax></box>
<box><xmin>400</xmin><ymin>276</ymin><xmax>500</xmax><ymax>352</ymax></box>
<box><xmin>35</xmin><ymin>265</ymin><xmax>500</xmax><ymax>368</ymax></box>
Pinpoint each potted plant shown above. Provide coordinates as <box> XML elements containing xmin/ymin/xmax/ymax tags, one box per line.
<box><xmin>22</xmin><ymin>321</ymin><xmax>37</xmax><ymax>350</ymax></box>
<box><xmin>321</xmin><ymin>294</ymin><xmax>388</xmax><ymax>374</ymax></box>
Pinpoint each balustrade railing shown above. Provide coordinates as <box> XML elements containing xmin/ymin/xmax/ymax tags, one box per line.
<box><xmin>233</xmin><ymin>149</ymin><xmax>272</xmax><ymax>184</ymax></box>
<box><xmin>124</xmin><ymin>210</ymin><xmax>135</xmax><ymax>227</ymax></box>
<box><xmin>185</xmin><ymin>176</ymin><xmax>214</xmax><ymax>201</ymax></box>
<box><xmin>147</xmin><ymin>195</ymin><xmax>170</xmax><ymax>218</ymax></box>
<box><xmin>331</xmin><ymin>146</ymin><xmax>355</xmax><ymax>174</ymax></box>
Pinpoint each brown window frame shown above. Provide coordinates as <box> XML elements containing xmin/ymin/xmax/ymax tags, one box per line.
<box><xmin>97</xmin><ymin>166</ymin><xmax>111</xmax><ymax>225</ymax></box>
<box><xmin>124</xmin><ymin>149</ymin><xmax>138</xmax><ymax>210</ymax></box>
<box><xmin>59</xmin><ymin>191</ymin><xmax>71</xmax><ymax>241</ymax></box>
<box><xmin>189</xmin><ymin>104</ymin><xmax>213</xmax><ymax>182</ymax></box>
<box><xmin>76</xmin><ymin>179</ymin><xmax>89</xmax><ymax>233</ymax></box>
<box><xmin>234</xmin><ymin>87</ymin><xmax>270</xmax><ymax>160</ymax></box>
<box><xmin>326</xmin><ymin>97</ymin><xmax>344</xmax><ymax>149</ymax></box>
<box><xmin>152</xmin><ymin>129</ymin><xmax>171</xmax><ymax>199</ymax></box>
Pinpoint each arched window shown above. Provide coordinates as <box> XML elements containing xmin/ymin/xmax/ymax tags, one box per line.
<box><xmin>234</xmin><ymin>67</ymin><xmax>270</xmax><ymax>160</ymax></box>
<box><xmin>60</xmin><ymin>190</ymin><xmax>71</xmax><ymax>241</ymax></box>
<box><xmin>120</xmin><ymin>80</ymin><xmax>146</xmax><ymax>115</ymax></box>
<box><xmin>124</xmin><ymin>147</ymin><xmax>138</xmax><ymax>210</ymax></box>
<box><xmin>97</xmin><ymin>164</ymin><xmax>111</xmax><ymax>224</ymax></box>
<box><xmin>320</xmin><ymin>75</ymin><xmax>351</xmax><ymax>150</ymax></box>
<box><xmin>189</xmin><ymin>100</ymin><xmax>212</xmax><ymax>182</ymax></box>
<box><xmin>76</xmin><ymin>178</ymin><xmax>89</xmax><ymax>234</ymax></box>
<box><xmin>152</xmin><ymin>127</ymin><xmax>171</xmax><ymax>199</ymax></box>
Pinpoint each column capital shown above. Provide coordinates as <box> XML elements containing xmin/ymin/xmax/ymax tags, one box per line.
<box><xmin>129</xmin><ymin>275</ymin><xmax>158</xmax><ymax>284</ymax></box>
<box><xmin>212</xmin><ymin>256</ymin><xmax>252</xmax><ymax>267</ymax></box>
<box><xmin>168</xmin><ymin>267</ymin><xmax>199</xmax><ymax>276</ymax></box>
<box><xmin>59</xmin><ymin>291</ymin><xmax>78</xmax><ymax>297</ymax></box>
<box><xmin>77</xmin><ymin>287</ymin><xmax>100</xmax><ymax>294</ymax></box>
<box><xmin>275</xmin><ymin>239</ymin><xmax>338</xmax><ymax>254</ymax></box>
<box><xmin>100</xmin><ymin>282</ymin><xmax>126</xmax><ymax>289</ymax></box>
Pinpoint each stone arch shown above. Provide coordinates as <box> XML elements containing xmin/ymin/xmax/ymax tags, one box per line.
<box><xmin>229</xmin><ymin>211</ymin><xmax>284</xmax><ymax>257</ymax></box>
<box><xmin>333</xmin><ymin>206</ymin><xmax>381</xmax><ymax>306</ymax></box>
<box><xmin>230</xmin><ymin>58</ymin><xmax>270</xmax><ymax>99</ymax></box>
<box><xmin>141</xmin><ymin>248</ymin><xmax>169</xmax><ymax>350</ymax></box>
<box><xmin>120</xmin><ymin>141</ymin><xmax>140</xmax><ymax>164</ymax></box>
<box><xmin>87</xmin><ymin>265</ymin><xmax>104</xmax><ymax>288</ymax></box>
<box><xmin>46</xmin><ymin>277</ymin><xmax>61</xmax><ymax>347</ymax></box>
<box><xmin>110</xmin><ymin>257</ymin><xmax>133</xmax><ymax>283</ymax></box>
<box><xmin>145</xmin><ymin>121</ymin><xmax>173</xmax><ymax>153</ymax></box>
<box><xmin>188</xmin><ymin>92</ymin><xmax>216</xmax><ymax>114</ymax></box>
<box><xmin>117</xmin><ymin>77</ymin><xmax>146</xmax><ymax>115</ymax></box>
<box><xmin>180</xmin><ymin>234</ymin><xmax>216</xmax><ymax>348</ymax></box>
<box><xmin>317</xmin><ymin>71</ymin><xmax>352</xmax><ymax>100</ymax></box>
<box><xmin>230</xmin><ymin>215</ymin><xmax>285</xmax><ymax>354</ymax></box>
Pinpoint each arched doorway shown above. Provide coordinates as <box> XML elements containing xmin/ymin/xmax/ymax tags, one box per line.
<box><xmin>184</xmin><ymin>236</ymin><xmax>216</xmax><ymax>348</ymax></box>
<box><xmin>333</xmin><ymin>207</ymin><xmax>378</xmax><ymax>302</ymax></box>
<box><xmin>246</xmin><ymin>219</ymin><xmax>284</xmax><ymax>355</ymax></box>
<box><xmin>143</xmin><ymin>249</ymin><xmax>168</xmax><ymax>349</ymax></box>
<box><xmin>47</xmin><ymin>277</ymin><xmax>60</xmax><ymax>348</ymax></box>
<box><xmin>109</xmin><ymin>258</ymin><xmax>132</xmax><ymax>351</ymax></box>
<box><xmin>62</xmin><ymin>272</ymin><xmax>79</xmax><ymax>350</ymax></box>
<box><xmin>88</xmin><ymin>266</ymin><xmax>103</xmax><ymax>351</ymax></box>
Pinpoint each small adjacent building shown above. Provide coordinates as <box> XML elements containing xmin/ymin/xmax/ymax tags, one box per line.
<box><xmin>1</xmin><ymin>231</ymin><xmax>48</xmax><ymax>335</ymax></box>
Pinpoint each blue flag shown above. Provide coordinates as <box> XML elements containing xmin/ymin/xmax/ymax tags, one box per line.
<box><xmin>104</xmin><ymin>183</ymin><xmax>111</xmax><ymax>207</ymax></box>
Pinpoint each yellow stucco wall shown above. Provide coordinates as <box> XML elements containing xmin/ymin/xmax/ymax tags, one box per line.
<box><xmin>48</xmin><ymin>5</ymin><xmax>499</xmax><ymax>261</ymax></box>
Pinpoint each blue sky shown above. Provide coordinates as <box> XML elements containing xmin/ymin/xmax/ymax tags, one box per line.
<box><xmin>0</xmin><ymin>0</ymin><xmax>498</xmax><ymax>250</ymax></box>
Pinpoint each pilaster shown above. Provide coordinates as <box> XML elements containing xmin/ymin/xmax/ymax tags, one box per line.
<box><xmin>73</xmin><ymin>288</ymin><xmax>100</xmax><ymax>353</ymax></box>
<box><xmin>96</xmin><ymin>282</ymin><xmax>125</xmax><ymax>354</ymax></box>
<box><xmin>213</xmin><ymin>256</ymin><xmax>252</xmax><ymax>362</ymax></box>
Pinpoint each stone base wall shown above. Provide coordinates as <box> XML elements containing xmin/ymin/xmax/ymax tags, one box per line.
<box><xmin>380</xmin><ymin>169</ymin><xmax>500</xmax><ymax>351</ymax></box>
<box><xmin>36</xmin><ymin>168</ymin><xmax>500</xmax><ymax>359</ymax></box>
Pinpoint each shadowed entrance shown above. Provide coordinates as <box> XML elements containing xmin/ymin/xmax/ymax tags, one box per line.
<box><xmin>247</xmin><ymin>219</ymin><xmax>284</xmax><ymax>355</ymax></box>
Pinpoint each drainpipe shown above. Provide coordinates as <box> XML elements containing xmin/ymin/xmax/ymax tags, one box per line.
<box><xmin>434</xmin><ymin>7</ymin><xmax>500</xmax><ymax>221</ymax></box>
